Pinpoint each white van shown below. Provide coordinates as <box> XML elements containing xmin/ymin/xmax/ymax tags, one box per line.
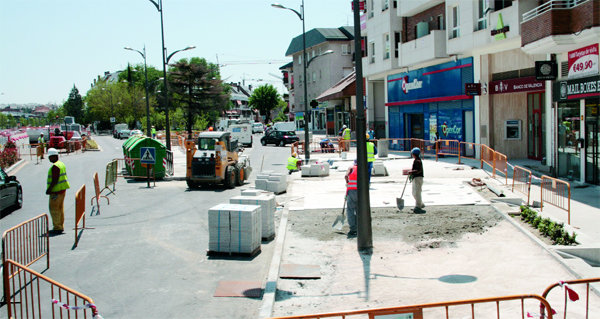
<box><xmin>227</xmin><ymin>124</ymin><xmax>253</xmax><ymax>147</ymax></box>
<box><xmin>273</xmin><ymin>121</ymin><xmax>296</xmax><ymax>132</ymax></box>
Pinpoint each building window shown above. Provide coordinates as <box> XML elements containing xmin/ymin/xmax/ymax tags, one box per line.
<box><xmin>477</xmin><ymin>0</ymin><xmax>488</xmax><ymax>30</ymax></box>
<box><xmin>342</xmin><ymin>44</ymin><xmax>351</xmax><ymax>55</ymax></box>
<box><xmin>394</xmin><ymin>32</ymin><xmax>400</xmax><ymax>58</ymax></box>
<box><xmin>312</xmin><ymin>50</ymin><xmax>316</xmax><ymax>59</ymax></box>
<box><xmin>299</xmin><ymin>75</ymin><xmax>302</xmax><ymax>86</ymax></box>
<box><xmin>451</xmin><ymin>6</ymin><xmax>460</xmax><ymax>39</ymax></box>
<box><xmin>382</xmin><ymin>0</ymin><xmax>389</xmax><ymax>11</ymax></box>
<box><xmin>493</xmin><ymin>0</ymin><xmax>512</xmax><ymax>11</ymax></box>
<box><xmin>368</xmin><ymin>0</ymin><xmax>374</xmax><ymax>18</ymax></box>
<box><xmin>383</xmin><ymin>33</ymin><xmax>390</xmax><ymax>59</ymax></box>
<box><xmin>438</xmin><ymin>15</ymin><xmax>445</xmax><ymax>30</ymax></box>
<box><xmin>312</xmin><ymin>72</ymin><xmax>316</xmax><ymax>82</ymax></box>
<box><xmin>298</xmin><ymin>54</ymin><xmax>302</xmax><ymax>65</ymax></box>
<box><xmin>369</xmin><ymin>42</ymin><xmax>375</xmax><ymax>63</ymax></box>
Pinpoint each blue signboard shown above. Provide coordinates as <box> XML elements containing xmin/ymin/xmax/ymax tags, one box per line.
<box><xmin>140</xmin><ymin>147</ymin><xmax>156</xmax><ymax>164</ymax></box>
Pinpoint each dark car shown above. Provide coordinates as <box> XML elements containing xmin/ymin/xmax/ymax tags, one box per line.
<box><xmin>260</xmin><ymin>130</ymin><xmax>299</xmax><ymax>146</ymax></box>
<box><xmin>0</xmin><ymin>167</ymin><xmax>22</xmax><ymax>213</ymax></box>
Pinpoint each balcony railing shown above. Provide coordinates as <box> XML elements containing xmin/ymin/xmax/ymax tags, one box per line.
<box><xmin>522</xmin><ymin>0</ymin><xmax>590</xmax><ymax>22</ymax></box>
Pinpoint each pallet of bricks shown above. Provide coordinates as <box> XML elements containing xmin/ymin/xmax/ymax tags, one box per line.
<box><xmin>254</xmin><ymin>171</ymin><xmax>287</xmax><ymax>194</ymax></box>
<box><xmin>230</xmin><ymin>189</ymin><xmax>276</xmax><ymax>241</ymax></box>
<box><xmin>208</xmin><ymin>203</ymin><xmax>262</xmax><ymax>256</ymax></box>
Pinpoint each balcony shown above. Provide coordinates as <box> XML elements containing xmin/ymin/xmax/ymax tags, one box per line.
<box><xmin>521</xmin><ymin>0</ymin><xmax>600</xmax><ymax>54</ymax></box>
<box><xmin>399</xmin><ymin>30</ymin><xmax>447</xmax><ymax>67</ymax></box>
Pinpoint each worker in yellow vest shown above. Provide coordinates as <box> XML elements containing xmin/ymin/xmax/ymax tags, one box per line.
<box><xmin>46</xmin><ymin>148</ymin><xmax>70</xmax><ymax>234</ymax></box>
<box><xmin>366</xmin><ymin>133</ymin><xmax>377</xmax><ymax>183</ymax></box>
<box><xmin>151</xmin><ymin>126</ymin><xmax>157</xmax><ymax>138</ymax></box>
<box><xmin>37</xmin><ymin>133</ymin><xmax>45</xmax><ymax>159</ymax></box>
<box><xmin>287</xmin><ymin>152</ymin><xmax>301</xmax><ymax>174</ymax></box>
<box><xmin>341</xmin><ymin>125</ymin><xmax>351</xmax><ymax>151</ymax></box>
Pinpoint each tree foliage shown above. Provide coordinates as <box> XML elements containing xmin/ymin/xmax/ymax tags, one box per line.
<box><xmin>63</xmin><ymin>85</ymin><xmax>85</xmax><ymax>124</ymax></box>
<box><xmin>249</xmin><ymin>84</ymin><xmax>281</xmax><ymax>122</ymax></box>
<box><xmin>168</xmin><ymin>57</ymin><xmax>229</xmax><ymax>136</ymax></box>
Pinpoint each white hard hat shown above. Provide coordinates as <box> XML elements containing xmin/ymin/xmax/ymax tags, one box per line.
<box><xmin>342</xmin><ymin>125</ymin><xmax>347</xmax><ymax>128</ymax></box>
<box><xmin>48</xmin><ymin>148</ymin><xmax>59</xmax><ymax>156</ymax></box>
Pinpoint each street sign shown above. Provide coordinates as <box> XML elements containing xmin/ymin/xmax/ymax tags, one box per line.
<box><xmin>110</xmin><ymin>117</ymin><xmax>116</xmax><ymax>123</ymax></box>
<box><xmin>140</xmin><ymin>147</ymin><xmax>156</xmax><ymax>164</ymax></box>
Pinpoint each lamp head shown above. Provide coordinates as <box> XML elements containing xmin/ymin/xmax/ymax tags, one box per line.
<box><xmin>271</xmin><ymin>3</ymin><xmax>285</xmax><ymax>9</ymax></box>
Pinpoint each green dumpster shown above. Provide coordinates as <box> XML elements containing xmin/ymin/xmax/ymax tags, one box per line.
<box><xmin>126</xmin><ymin>137</ymin><xmax>167</xmax><ymax>179</ymax></box>
<box><xmin>122</xmin><ymin>136</ymin><xmax>144</xmax><ymax>175</ymax></box>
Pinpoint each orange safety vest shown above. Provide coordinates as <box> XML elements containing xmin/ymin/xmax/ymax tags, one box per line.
<box><xmin>346</xmin><ymin>165</ymin><xmax>358</xmax><ymax>190</ymax></box>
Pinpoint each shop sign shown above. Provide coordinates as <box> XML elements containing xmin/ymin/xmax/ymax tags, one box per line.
<box><xmin>568</xmin><ymin>44</ymin><xmax>599</xmax><ymax>79</ymax></box>
<box><xmin>491</xmin><ymin>13</ymin><xmax>509</xmax><ymax>40</ymax></box>
<box><xmin>535</xmin><ymin>60</ymin><xmax>558</xmax><ymax>80</ymax></box>
<box><xmin>401</xmin><ymin>76</ymin><xmax>423</xmax><ymax>94</ymax></box>
<box><xmin>465</xmin><ymin>83</ymin><xmax>481</xmax><ymax>96</ymax></box>
<box><xmin>489</xmin><ymin>76</ymin><xmax>544</xmax><ymax>94</ymax></box>
<box><xmin>555</xmin><ymin>75</ymin><xmax>600</xmax><ymax>101</ymax></box>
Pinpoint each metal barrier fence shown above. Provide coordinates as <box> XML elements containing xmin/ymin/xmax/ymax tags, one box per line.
<box><xmin>269</xmin><ymin>294</ymin><xmax>554</xmax><ymax>319</ymax></box>
<box><xmin>494</xmin><ymin>151</ymin><xmax>508</xmax><ymax>184</ymax></box>
<box><xmin>91</xmin><ymin>172</ymin><xmax>109</xmax><ymax>214</ymax></box>
<box><xmin>165</xmin><ymin>150</ymin><xmax>174</xmax><ymax>176</ymax></box>
<box><xmin>481</xmin><ymin>144</ymin><xmax>495</xmax><ymax>173</ymax></box>
<box><xmin>2</xmin><ymin>214</ymin><xmax>50</xmax><ymax>291</ymax></box>
<box><xmin>4</xmin><ymin>259</ymin><xmax>98</xmax><ymax>319</ymax></box>
<box><xmin>103</xmin><ymin>160</ymin><xmax>117</xmax><ymax>194</ymax></box>
<box><xmin>459</xmin><ymin>142</ymin><xmax>481</xmax><ymax>165</ymax></box>
<box><xmin>436</xmin><ymin>139</ymin><xmax>460</xmax><ymax>161</ymax></box>
<box><xmin>411</xmin><ymin>138</ymin><xmax>436</xmax><ymax>158</ymax></box>
<box><xmin>540</xmin><ymin>175</ymin><xmax>571</xmax><ymax>224</ymax></box>
<box><xmin>541</xmin><ymin>277</ymin><xmax>600</xmax><ymax>319</ymax></box>
<box><xmin>74</xmin><ymin>184</ymin><xmax>87</xmax><ymax>247</ymax></box>
<box><xmin>512</xmin><ymin>166</ymin><xmax>533</xmax><ymax>205</ymax></box>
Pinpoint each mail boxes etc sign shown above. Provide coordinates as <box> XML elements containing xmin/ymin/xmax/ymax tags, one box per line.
<box><xmin>568</xmin><ymin>44</ymin><xmax>599</xmax><ymax>79</ymax></box>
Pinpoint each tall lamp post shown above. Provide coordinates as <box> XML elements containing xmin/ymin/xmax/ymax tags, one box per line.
<box><xmin>271</xmin><ymin>1</ymin><xmax>311</xmax><ymax>161</ymax></box>
<box><xmin>124</xmin><ymin>46</ymin><xmax>151</xmax><ymax>138</ymax></box>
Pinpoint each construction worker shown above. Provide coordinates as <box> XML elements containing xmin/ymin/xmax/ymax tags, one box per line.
<box><xmin>341</xmin><ymin>125</ymin><xmax>351</xmax><ymax>152</ymax></box>
<box><xmin>344</xmin><ymin>160</ymin><xmax>358</xmax><ymax>237</ymax></box>
<box><xmin>46</xmin><ymin>148</ymin><xmax>70</xmax><ymax>234</ymax></box>
<box><xmin>287</xmin><ymin>152</ymin><xmax>300</xmax><ymax>175</ymax></box>
<box><xmin>366</xmin><ymin>133</ymin><xmax>377</xmax><ymax>183</ymax></box>
<box><xmin>38</xmin><ymin>133</ymin><xmax>45</xmax><ymax>159</ymax></box>
<box><xmin>151</xmin><ymin>126</ymin><xmax>157</xmax><ymax>138</ymax></box>
<box><xmin>409</xmin><ymin>147</ymin><xmax>425</xmax><ymax>211</ymax></box>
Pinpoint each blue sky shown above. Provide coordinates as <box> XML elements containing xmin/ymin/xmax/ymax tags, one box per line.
<box><xmin>0</xmin><ymin>0</ymin><xmax>353</xmax><ymax>105</ymax></box>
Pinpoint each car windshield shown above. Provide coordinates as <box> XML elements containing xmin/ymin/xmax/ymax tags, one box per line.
<box><xmin>198</xmin><ymin>138</ymin><xmax>218</xmax><ymax>150</ymax></box>
<box><xmin>284</xmin><ymin>131</ymin><xmax>296</xmax><ymax>136</ymax></box>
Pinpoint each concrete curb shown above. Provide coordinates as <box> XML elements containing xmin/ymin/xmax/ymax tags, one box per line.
<box><xmin>258</xmin><ymin>206</ymin><xmax>290</xmax><ymax>319</ymax></box>
<box><xmin>4</xmin><ymin>159</ymin><xmax>26</xmax><ymax>174</ymax></box>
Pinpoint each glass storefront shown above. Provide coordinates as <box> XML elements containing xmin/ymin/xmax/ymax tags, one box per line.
<box><xmin>557</xmin><ymin>101</ymin><xmax>581</xmax><ymax>180</ymax></box>
<box><xmin>585</xmin><ymin>99</ymin><xmax>599</xmax><ymax>184</ymax></box>
<box><xmin>527</xmin><ymin>92</ymin><xmax>545</xmax><ymax>160</ymax></box>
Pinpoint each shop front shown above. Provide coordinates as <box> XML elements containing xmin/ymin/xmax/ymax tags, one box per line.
<box><xmin>553</xmin><ymin>75</ymin><xmax>600</xmax><ymax>184</ymax></box>
<box><xmin>386</xmin><ymin>58</ymin><xmax>475</xmax><ymax>143</ymax></box>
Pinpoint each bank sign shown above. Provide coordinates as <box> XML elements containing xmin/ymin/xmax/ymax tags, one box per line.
<box><xmin>554</xmin><ymin>75</ymin><xmax>600</xmax><ymax>102</ymax></box>
<box><xmin>568</xmin><ymin>44</ymin><xmax>599</xmax><ymax>79</ymax></box>
<box><xmin>387</xmin><ymin>58</ymin><xmax>473</xmax><ymax>105</ymax></box>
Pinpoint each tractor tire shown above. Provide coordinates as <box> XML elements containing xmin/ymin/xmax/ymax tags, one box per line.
<box><xmin>261</xmin><ymin>140</ymin><xmax>267</xmax><ymax>146</ymax></box>
<box><xmin>224</xmin><ymin>166</ymin><xmax>236</xmax><ymax>189</ymax></box>
<box><xmin>235</xmin><ymin>167</ymin><xmax>244</xmax><ymax>186</ymax></box>
<box><xmin>279</xmin><ymin>140</ymin><xmax>285</xmax><ymax>147</ymax></box>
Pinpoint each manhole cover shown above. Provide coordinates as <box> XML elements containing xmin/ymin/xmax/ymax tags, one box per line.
<box><xmin>438</xmin><ymin>274</ymin><xmax>477</xmax><ymax>284</ymax></box>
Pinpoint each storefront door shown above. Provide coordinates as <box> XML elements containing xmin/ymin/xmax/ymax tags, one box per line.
<box><xmin>405</xmin><ymin>113</ymin><xmax>424</xmax><ymax>139</ymax></box>
<box><xmin>528</xmin><ymin>92</ymin><xmax>544</xmax><ymax>160</ymax></box>
<box><xmin>585</xmin><ymin>103</ymin><xmax>599</xmax><ymax>185</ymax></box>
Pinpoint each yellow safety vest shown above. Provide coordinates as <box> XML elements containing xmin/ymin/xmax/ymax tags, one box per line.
<box><xmin>343</xmin><ymin>128</ymin><xmax>351</xmax><ymax>140</ymax></box>
<box><xmin>38</xmin><ymin>136</ymin><xmax>45</xmax><ymax>144</ymax></box>
<box><xmin>151</xmin><ymin>128</ymin><xmax>156</xmax><ymax>135</ymax></box>
<box><xmin>367</xmin><ymin>142</ymin><xmax>375</xmax><ymax>162</ymax></box>
<box><xmin>47</xmin><ymin>161</ymin><xmax>70</xmax><ymax>193</ymax></box>
<box><xmin>287</xmin><ymin>157</ymin><xmax>299</xmax><ymax>170</ymax></box>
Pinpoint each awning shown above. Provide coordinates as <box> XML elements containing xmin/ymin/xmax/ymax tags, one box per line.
<box><xmin>316</xmin><ymin>71</ymin><xmax>356</xmax><ymax>101</ymax></box>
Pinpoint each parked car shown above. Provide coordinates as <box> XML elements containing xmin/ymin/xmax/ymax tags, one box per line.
<box><xmin>252</xmin><ymin>123</ymin><xmax>264</xmax><ymax>134</ymax></box>
<box><xmin>129</xmin><ymin>129</ymin><xmax>143</xmax><ymax>137</ymax></box>
<box><xmin>117</xmin><ymin>129</ymin><xmax>131</xmax><ymax>139</ymax></box>
<box><xmin>260</xmin><ymin>130</ymin><xmax>299</xmax><ymax>146</ymax></box>
<box><xmin>0</xmin><ymin>167</ymin><xmax>22</xmax><ymax>212</ymax></box>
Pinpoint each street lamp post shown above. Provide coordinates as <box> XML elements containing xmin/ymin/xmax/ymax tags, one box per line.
<box><xmin>124</xmin><ymin>46</ymin><xmax>151</xmax><ymax>138</ymax></box>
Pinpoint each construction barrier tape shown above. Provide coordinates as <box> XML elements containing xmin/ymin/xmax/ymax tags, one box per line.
<box><xmin>51</xmin><ymin>299</ymin><xmax>103</xmax><ymax>318</ymax></box>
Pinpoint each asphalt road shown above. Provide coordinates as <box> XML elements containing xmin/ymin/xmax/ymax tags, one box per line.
<box><xmin>1</xmin><ymin>133</ymin><xmax>292</xmax><ymax>319</ymax></box>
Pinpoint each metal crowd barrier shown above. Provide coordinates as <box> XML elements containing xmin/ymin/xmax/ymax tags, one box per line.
<box><xmin>481</xmin><ymin>144</ymin><xmax>495</xmax><ymax>172</ymax></box>
<box><xmin>103</xmin><ymin>160</ymin><xmax>117</xmax><ymax>194</ymax></box>
<box><xmin>512</xmin><ymin>166</ymin><xmax>533</xmax><ymax>205</ymax></box>
<box><xmin>90</xmin><ymin>172</ymin><xmax>109</xmax><ymax>214</ymax></box>
<box><xmin>74</xmin><ymin>184</ymin><xmax>88</xmax><ymax>247</ymax></box>
<box><xmin>436</xmin><ymin>139</ymin><xmax>460</xmax><ymax>161</ymax></box>
<box><xmin>541</xmin><ymin>277</ymin><xmax>600</xmax><ymax>319</ymax></box>
<box><xmin>269</xmin><ymin>294</ymin><xmax>554</xmax><ymax>319</ymax></box>
<box><xmin>3</xmin><ymin>259</ymin><xmax>99</xmax><ymax>319</ymax></box>
<box><xmin>459</xmin><ymin>142</ymin><xmax>481</xmax><ymax>165</ymax></box>
<box><xmin>165</xmin><ymin>150</ymin><xmax>174</xmax><ymax>176</ymax></box>
<box><xmin>494</xmin><ymin>151</ymin><xmax>508</xmax><ymax>184</ymax></box>
<box><xmin>540</xmin><ymin>175</ymin><xmax>571</xmax><ymax>224</ymax></box>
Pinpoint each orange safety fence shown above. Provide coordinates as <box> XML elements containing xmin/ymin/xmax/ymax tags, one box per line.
<box><xmin>90</xmin><ymin>172</ymin><xmax>109</xmax><ymax>214</ymax></box>
<box><xmin>481</xmin><ymin>144</ymin><xmax>495</xmax><ymax>173</ymax></box>
<box><xmin>269</xmin><ymin>294</ymin><xmax>554</xmax><ymax>319</ymax></box>
<box><xmin>436</xmin><ymin>139</ymin><xmax>460</xmax><ymax>161</ymax></box>
<box><xmin>1</xmin><ymin>214</ymin><xmax>50</xmax><ymax>276</ymax></box>
<box><xmin>494</xmin><ymin>151</ymin><xmax>508</xmax><ymax>184</ymax></box>
<box><xmin>74</xmin><ymin>184</ymin><xmax>89</xmax><ymax>247</ymax></box>
<box><xmin>540</xmin><ymin>277</ymin><xmax>600</xmax><ymax>319</ymax></box>
<box><xmin>540</xmin><ymin>175</ymin><xmax>571</xmax><ymax>224</ymax></box>
<box><xmin>512</xmin><ymin>166</ymin><xmax>533</xmax><ymax>205</ymax></box>
<box><xmin>3</xmin><ymin>259</ymin><xmax>99</xmax><ymax>319</ymax></box>
<box><xmin>384</xmin><ymin>138</ymin><xmax>413</xmax><ymax>153</ymax></box>
<box><xmin>411</xmin><ymin>138</ymin><xmax>436</xmax><ymax>158</ymax></box>
<box><xmin>459</xmin><ymin>142</ymin><xmax>482</xmax><ymax>165</ymax></box>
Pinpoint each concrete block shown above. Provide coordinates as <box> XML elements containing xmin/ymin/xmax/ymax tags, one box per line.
<box><xmin>373</xmin><ymin>162</ymin><xmax>388</xmax><ymax>176</ymax></box>
<box><xmin>255</xmin><ymin>179</ymin><xmax>268</xmax><ymax>190</ymax></box>
<box><xmin>301</xmin><ymin>165</ymin><xmax>311</xmax><ymax>177</ymax></box>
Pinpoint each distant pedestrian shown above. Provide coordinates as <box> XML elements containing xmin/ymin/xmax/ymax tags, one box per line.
<box><xmin>345</xmin><ymin>160</ymin><xmax>358</xmax><ymax>237</ymax></box>
<box><xmin>340</xmin><ymin>125</ymin><xmax>351</xmax><ymax>152</ymax></box>
<box><xmin>366</xmin><ymin>133</ymin><xmax>377</xmax><ymax>183</ymax></box>
<box><xmin>46</xmin><ymin>148</ymin><xmax>70</xmax><ymax>234</ymax></box>
<box><xmin>368</xmin><ymin>128</ymin><xmax>375</xmax><ymax>140</ymax></box>
<box><xmin>151</xmin><ymin>126</ymin><xmax>156</xmax><ymax>138</ymax></box>
<box><xmin>38</xmin><ymin>133</ymin><xmax>45</xmax><ymax>159</ymax></box>
<box><xmin>409</xmin><ymin>147</ymin><xmax>424</xmax><ymax>211</ymax></box>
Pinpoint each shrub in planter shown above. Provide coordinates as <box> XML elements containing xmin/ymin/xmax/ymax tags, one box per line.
<box><xmin>519</xmin><ymin>205</ymin><xmax>578</xmax><ymax>246</ymax></box>
<box><xmin>0</xmin><ymin>141</ymin><xmax>19</xmax><ymax>169</ymax></box>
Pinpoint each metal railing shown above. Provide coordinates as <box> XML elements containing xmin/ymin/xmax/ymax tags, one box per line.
<box><xmin>90</xmin><ymin>172</ymin><xmax>109</xmax><ymax>214</ymax></box>
<box><xmin>540</xmin><ymin>175</ymin><xmax>572</xmax><ymax>224</ymax></box>
<box><xmin>4</xmin><ymin>259</ymin><xmax>98</xmax><ymax>319</ymax></box>
<box><xmin>494</xmin><ymin>151</ymin><xmax>508</xmax><ymax>184</ymax></box>
<box><xmin>74</xmin><ymin>184</ymin><xmax>87</xmax><ymax>247</ymax></box>
<box><xmin>436</xmin><ymin>139</ymin><xmax>461</xmax><ymax>161</ymax></box>
<box><xmin>522</xmin><ymin>0</ymin><xmax>590</xmax><ymax>22</ymax></box>
<box><xmin>541</xmin><ymin>277</ymin><xmax>600</xmax><ymax>319</ymax></box>
<box><xmin>512</xmin><ymin>166</ymin><xmax>533</xmax><ymax>205</ymax></box>
<box><xmin>164</xmin><ymin>150</ymin><xmax>174</xmax><ymax>176</ymax></box>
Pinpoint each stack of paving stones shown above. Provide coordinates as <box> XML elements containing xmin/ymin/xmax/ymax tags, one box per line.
<box><xmin>255</xmin><ymin>171</ymin><xmax>287</xmax><ymax>194</ymax></box>
<box><xmin>230</xmin><ymin>193</ymin><xmax>276</xmax><ymax>241</ymax></box>
<box><xmin>208</xmin><ymin>203</ymin><xmax>261</xmax><ymax>255</ymax></box>
<box><xmin>301</xmin><ymin>161</ymin><xmax>330</xmax><ymax>177</ymax></box>
<box><xmin>372</xmin><ymin>161</ymin><xmax>389</xmax><ymax>176</ymax></box>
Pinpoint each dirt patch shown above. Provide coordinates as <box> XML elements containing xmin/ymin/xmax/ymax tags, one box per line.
<box><xmin>288</xmin><ymin>205</ymin><xmax>502</xmax><ymax>247</ymax></box>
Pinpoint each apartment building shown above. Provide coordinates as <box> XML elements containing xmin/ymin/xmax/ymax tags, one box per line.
<box><xmin>284</xmin><ymin>27</ymin><xmax>355</xmax><ymax>133</ymax></box>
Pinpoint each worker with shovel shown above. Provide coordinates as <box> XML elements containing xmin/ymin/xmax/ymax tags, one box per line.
<box><xmin>344</xmin><ymin>160</ymin><xmax>358</xmax><ymax>237</ymax></box>
<box><xmin>409</xmin><ymin>147</ymin><xmax>425</xmax><ymax>212</ymax></box>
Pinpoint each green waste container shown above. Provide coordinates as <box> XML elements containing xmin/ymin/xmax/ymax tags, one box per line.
<box><xmin>126</xmin><ymin>137</ymin><xmax>167</xmax><ymax>179</ymax></box>
<box><xmin>122</xmin><ymin>136</ymin><xmax>144</xmax><ymax>175</ymax></box>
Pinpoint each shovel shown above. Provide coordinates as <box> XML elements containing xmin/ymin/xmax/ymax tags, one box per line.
<box><xmin>396</xmin><ymin>174</ymin><xmax>410</xmax><ymax>210</ymax></box>
<box><xmin>332</xmin><ymin>194</ymin><xmax>347</xmax><ymax>231</ymax></box>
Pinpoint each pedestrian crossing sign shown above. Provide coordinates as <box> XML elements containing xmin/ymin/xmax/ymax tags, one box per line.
<box><xmin>140</xmin><ymin>147</ymin><xmax>156</xmax><ymax>164</ymax></box>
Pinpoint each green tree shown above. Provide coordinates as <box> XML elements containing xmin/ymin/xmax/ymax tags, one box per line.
<box><xmin>273</xmin><ymin>99</ymin><xmax>289</xmax><ymax>122</ymax></box>
<box><xmin>63</xmin><ymin>85</ymin><xmax>85</xmax><ymax>124</ymax></box>
<box><xmin>168</xmin><ymin>57</ymin><xmax>229</xmax><ymax>138</ymax></box>
<box><xmin>249</xmin><ymin>84</ymin><xmax>281</xmax><ymax>123</ymax></box>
